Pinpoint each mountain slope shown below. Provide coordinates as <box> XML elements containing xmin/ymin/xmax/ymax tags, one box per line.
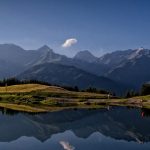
<box><xmin>0</xmin><ymin>43</ymin><xmax>150</xmax><ymax>92</ymax></box>
<box><xmin>0</xmin><ymin>59</ymin><xmax>22</xmax><ymax>79</ymax></box>
<box><xmin>0</xmin><ymin>44</ymin><xmax>106</xmax><ymax>78</ymax></box>
<box><xmin>74</xmin><ymin>50</ymin><xmax>98</xmax><ymax>63</ymax></box>
<box><xmin>98</xmin><ymin>48</ymin><xmax>150</xmax><ymax>90</ymax></box>
<box><xmin>18</xmin><ymin>63</ymin><xmax>122</xmax><ymax>93</ymax></box>
<box><xmin>98</xmin><ymin>49</ymin><xmax>133</xmax><ymax>67</ymax></box>
<box><xmin>107</xmin><ymin>55</ymin><xmax>150</xmax><ymax>89</ymax></box>
<box><xmin>0</xmin><ymin>44</ymin><xmax>67</xmax><ymax>78</ymax></box>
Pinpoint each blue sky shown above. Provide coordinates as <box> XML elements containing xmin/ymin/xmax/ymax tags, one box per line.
<box><xmin>0</xmin><ymin>0</ymin><xmax>150</xmax><ymax>57</ymax></box>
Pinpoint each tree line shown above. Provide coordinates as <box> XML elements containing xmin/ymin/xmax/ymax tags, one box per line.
<box><xmin>0</xmin><ymin>78</ymin><xmax>150</xmax><ymax>97</ymax></box>
<box><xmin>0</xmin><ymin>78</ymin><xmax>51</xmax><ymax>86</ymax></box>
<box><xmin>125</xmin><ymin>83</ymin><xmax>150</xmax><ymax>98</ymax></box>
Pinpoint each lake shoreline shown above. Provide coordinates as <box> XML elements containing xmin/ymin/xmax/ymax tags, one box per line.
<box><xmin>0</xmin><ymin>100</ymin><xmax>146</xmax><ymax>113</ymax></box>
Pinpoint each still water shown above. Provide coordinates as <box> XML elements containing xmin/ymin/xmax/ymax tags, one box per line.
<box><xmin>0</xmin><ymin>107</ymin><xmax>150</xmax><ymax>150</ymax></box>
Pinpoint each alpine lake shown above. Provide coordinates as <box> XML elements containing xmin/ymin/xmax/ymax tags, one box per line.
<box><xmin>0</xmin><ymin>106</ymin><xmax>150</xmax><ymax>150</ymax></box>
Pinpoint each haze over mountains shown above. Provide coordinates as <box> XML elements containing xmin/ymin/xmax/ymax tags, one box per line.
<box><xmin>0</xmin><ymin>44</ymin><xmax>150</xmax><ymax>94</ymax></box>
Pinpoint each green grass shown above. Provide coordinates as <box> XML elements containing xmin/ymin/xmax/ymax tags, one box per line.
<box><xmin>0</xmin><ymin>84</ymin><xmax>112</xmax><ymax>112</ymax></box>
<box><xmin>0</xmin><ymin>84</ymin><xmax>66</xmax><ymax>93</ymax></box>
<box><xmin>136</xmin><ymin>95</ymin><xmax>150</xmax><ymax>109</ymax></box>
<box><xmin>133</xmin><ymin>95</ymin><xmax>150</xmax><ymax>101</ymax></box>
<box><xmin>0</xmin><ymin>84</ymin><xmax>150</xmax><ymax>112</ymax></box>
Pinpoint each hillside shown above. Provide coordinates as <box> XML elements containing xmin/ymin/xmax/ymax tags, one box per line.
<box><xmin>0</xmin><ymin>84</ymin><xmax>67</xmax><ymax>93</ymax></box>
<box><xmin>0</xmin><ymin>44</ymin><xmax>150</xmax><ymax>92</ymax></box>
<box><xmin>0</xmin><ymin>44</ymin><xmax>109</xmax><ymax>78</ymax></box>
<box><xmin>107</xmin><ymin>55</ymin><xmax>150</xmax><ymax>89</ymax></box>
<box><xmin>98</xmin><ymin>48</ymin><xmax>150</xmax><ymax>89</ymax></box>
<box><xmin>0</xmin><ymin>83</ymin><xmax>114</xmax><ymax>112</ymax></box>
<box><xmin>17</xmin><ymin>63</ymin><xmax>123</xmax><ymax>94</ymax></box>
<box><xmin>74</xmin><ymin>50</ymin><xmax>98</xmax><ymax>63</ymax></box>
<box><xmin>0</xmin><ymin>84</ymin><xmax>150</xmax><ymax>113</ymax></box>
<box><xmin>0</xmin><ymin>84</ymin><xmax>108</xmax><ymax>98</ymax></box>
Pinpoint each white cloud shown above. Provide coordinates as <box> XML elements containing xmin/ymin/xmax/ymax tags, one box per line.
<box><xmin>62</xmin><ymin>38</ymin><xmax>77</xmax><ymax>48</ymax></box>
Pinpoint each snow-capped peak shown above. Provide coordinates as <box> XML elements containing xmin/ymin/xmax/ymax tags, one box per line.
<box><xmin>136</xmin><ymin>47</ymin><xmax>144</xmax><ymax>54</ymax></box>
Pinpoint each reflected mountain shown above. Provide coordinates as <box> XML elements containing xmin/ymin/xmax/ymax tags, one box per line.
<box><xmin>0</xmin><ymin>107</ymin><xmax>150</xmax><ymax>143</ymax></box>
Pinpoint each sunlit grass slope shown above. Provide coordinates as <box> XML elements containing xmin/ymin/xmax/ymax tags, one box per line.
<box><xmin>0</xmin><ymin>84</ymin><xmax>111</xmax><ymax>112</ymax></box>
<box><xmin>0</xmin><ymin>84</ymin><xmax>149</xmax><ymax>113</ymax></box>
<box><xmin>0</xmin><ymin>84</ymin><xmax>66</xmax><ymax>93</ymax></box>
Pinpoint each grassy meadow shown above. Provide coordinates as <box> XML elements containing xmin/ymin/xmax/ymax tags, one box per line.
<box><xmin>0</xmin><ymin>84</ymin><xmax>149</xmax><ymax>112</ymax></box>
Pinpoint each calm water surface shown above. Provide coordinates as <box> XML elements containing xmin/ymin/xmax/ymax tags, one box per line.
<box><xmin>0</xmin><ymin>107</ymin><xmax>150</xmax><ymax>150</ymax></box>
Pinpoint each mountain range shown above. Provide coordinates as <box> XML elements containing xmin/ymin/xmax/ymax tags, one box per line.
<box><xmin>0</xmin><ymin>44</ymin><xmax>150</xmax><ymax>94</ymax></box>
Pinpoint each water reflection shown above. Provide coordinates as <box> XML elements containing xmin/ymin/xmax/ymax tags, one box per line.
<box><xmin>0</xmin><ymin>107</ymin><xmax>150</xmax><ymax>149</ymax></box>
<box><xmin>60</xmin><ymin>141</ymin><xmax>75</xmax><ymax>150</ymax></box>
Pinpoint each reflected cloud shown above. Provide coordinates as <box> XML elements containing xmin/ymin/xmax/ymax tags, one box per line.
<box><xmin>60</xmin><ymin>141</ymin><xmax>75</xmax><ymax>150</ymax></box>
